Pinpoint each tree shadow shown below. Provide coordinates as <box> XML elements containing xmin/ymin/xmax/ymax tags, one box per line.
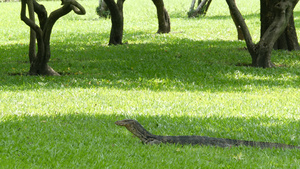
<box><xmin>169</xmin><ymin>11</ymin><xmax>260</xmax><ymax>20</ymax></box>
<box><xmin>1</xmin><ymin>31</ymin><xmax>299</xmax><ymax>91</ymax></box>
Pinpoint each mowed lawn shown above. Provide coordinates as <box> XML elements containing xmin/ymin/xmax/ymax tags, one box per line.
<box><xmin>1</xmin><ymin>0</ymin><xmax>300</xmax><ymax>168</ymax></box>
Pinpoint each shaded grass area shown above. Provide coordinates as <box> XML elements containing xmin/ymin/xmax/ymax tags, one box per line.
<box><xmin>1</xmin><ymin>36</ymin><xmax>299</xmax><ymax>92</ymax></box>
<box><xmin>1</xmin><ymin>113</ymin><xmax>300</xmax><ymax>168</ymax></box>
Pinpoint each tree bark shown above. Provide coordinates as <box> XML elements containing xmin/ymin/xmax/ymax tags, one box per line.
<box><xmin>104</xmin><ymin>0</ymin><xmax>125</xmax><ymax>45</ymax></box>
<box><xmin>97</xmin><ymin>0</ymin><xmax>110</xmax><ymax>18</ymax></box>
<box><xmin>28</xmin><ymin>0</ymin><xmax>36</xmax><ymax>64</ymax></box>
<box><xmin>226</xmin><ymin>0</ymin><xmax>298</xmax><ymax>68</ymax></box>
<box><xmin>188</xmin><ymin>0</ymin><xmax>212</xmax><ymax>17</ymax></box>
<box><xmin>260</xmin><ymin>0</ymin><xmax>300</xmax><ymax>51</ymax></box>
<box><xmin>256</xmin><ymin>1</ymin><xmax>297</xmax><ymax>67</ymax></box>
<box><xmin>152</xmin><ymin>0</ymin><xmax>171</xmax><ymax>33</ymax></box>
<box><xmin>204</xmin><ymin>0</ymin><xmax>212</xmax><ymax>15</ymax></box>
<box><xmin>21</xmin><ymin>0</ymin><xmax>85</xmax><ymax>75</ymax></box>
<box><xmin>189</xmin><ymin>0</ymin><xmax>197</xmax><ymax>13</ymax></box>
<box><xmin>229</xmin><ymin>0</ymin><xmax>244</xmax><ymax>40</ymax></box>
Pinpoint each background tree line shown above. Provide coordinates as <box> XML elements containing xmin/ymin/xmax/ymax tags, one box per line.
<box><xmin>10</xmin><ymin>0</ymin><xmax>300</xmax><ymax>75</ymax></box>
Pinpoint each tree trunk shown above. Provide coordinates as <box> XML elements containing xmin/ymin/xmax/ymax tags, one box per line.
<box><xmin>97</xmin><ymin>0</ymin><xmax>110</xmax><ymax>18</ymax></box>
<box><xmin>152</xmin><ymin>0</ymin><xmax>171</xmax><ymax>33</ymax></box>
<box><xmin>189</xmin><ymin>0</ymin><xmax>197</xmax><ymax>13</ymax></box>
<box><xmin>188</xmin><ymin>0</ymin><xmax>212</xmax><ymax>17</ymax></box>
<box><xmin>104</xmin><ymin>0</ymin><xmax>125</xmax><ymax>45</ymax></box>
<box><xmin>21</xmin><ymin>0</ymin><xmax>86</xmax><ymax>75</ymax></box>
<box><xmin>28</xmin><ymin>0</ymin><xmax>36</xmax><ymax>64</ymax></box>
<box><xmin>226</xmin><ymin>0</ymin><xmax>298</xmax><ymax>68</ymax></box>
<box><xmin>229</xmin><ymin>0</ymin><xmax>244</xmax><ymax>40</ymax></box>
<box><xmin>260</xmin><ymin>0</ymin><xmax>300</xmax><ymax>50</ymax></box>
<box><xmin>203</xmin><ymin>0</ymin><xmax>212</xmax><ymax>16</ymax></box>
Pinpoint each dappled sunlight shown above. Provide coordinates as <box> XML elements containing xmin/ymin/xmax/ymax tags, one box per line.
<box><xmin>223</xmin><ymin>69</ymin><xmax>300</xmax><ymax>88</ymax></box>
<box><xmin>1</xmin><ymin>36</ymin><xmax>299</xmax><ymax>92</ymax></box>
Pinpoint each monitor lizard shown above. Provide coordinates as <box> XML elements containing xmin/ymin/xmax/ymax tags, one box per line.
<box><xmin>115</xmin><ymin>119</ymin><xmax>299</xmax><ymax>149</ymax></box>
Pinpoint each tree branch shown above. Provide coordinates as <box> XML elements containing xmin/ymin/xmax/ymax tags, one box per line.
<box><xmin>44</xmin><ymin>0</ymin><xmax>86</xmax><ymax>43</ymax></box>
<box><xmin>189</xmin><ymin>0</ymin><xmax>196</xmax><ymax>13</ymax></box>
<box><xmin>189</xmin><ymin>0</ymin><xmax>208</xmax><ymax>17</ymax></box>
<box><xmin>33</xmin><ymin>0</ymin><xmax>47</xmax><ymax>30</ymax></box>
<box><xmin>70</xmin><ymin>0</ymin><xmax>86</xmax><ymax>15</ymax></box>
<box><xmin>20</xmin><ymin>0</ymin><xmax>43</xmax><ymax>37</ymax></box>
<box><xmin>226</xmin><ymin>0</ymin><xmax>257</xmax><ymax>58</ymax></box>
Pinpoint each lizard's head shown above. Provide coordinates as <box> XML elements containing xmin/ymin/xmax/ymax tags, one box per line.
<box><xmin>115</xmin><ymin>119</ymin><xmax>154</xmax><ymax>142</ymax></box>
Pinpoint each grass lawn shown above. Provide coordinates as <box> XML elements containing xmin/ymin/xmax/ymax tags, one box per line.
<box><xmin>1</xmin><ymin>0</ymin><xmax>300</xmax><ymax>168</ymax></box>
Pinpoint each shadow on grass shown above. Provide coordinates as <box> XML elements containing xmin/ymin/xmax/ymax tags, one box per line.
<box><xmin>1</xmin><ymin>32</ymin><xmax>299</xmax><ymax>91</ymax></box>
<box><xmin>2</xmin><ymin>112</ymin><xmax>299</xmax><ymax>167</ymax></box>
<box><xmin>1</xmin><ymin>113</ymin><xmax>299</xmax><ymax>163</ymax></box>
<box><xmin>169</xmin><ymin>11</ymin><xmax>260</xmax><ymax>20</ymax></box>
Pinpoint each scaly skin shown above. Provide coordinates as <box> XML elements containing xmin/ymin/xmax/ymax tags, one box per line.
<box><xmin>115</xmin><ymin>119</ymin><xmax>300</xmax><ymax>149</ymax></box>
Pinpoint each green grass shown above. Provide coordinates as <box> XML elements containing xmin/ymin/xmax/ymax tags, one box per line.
<box><xmin>1</xmin><ymin>0</ymin><xmax>300</xmax><ymax>168</ymax></box>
